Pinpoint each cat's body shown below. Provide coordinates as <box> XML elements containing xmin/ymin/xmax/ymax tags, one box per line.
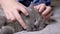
<box><xmin>0</xmin><ymin>5</ymin><xmax>50</xmax><ymax>34</ymax></box>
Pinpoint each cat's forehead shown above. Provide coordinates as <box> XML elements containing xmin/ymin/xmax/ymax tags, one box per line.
<box><xmin>26</xmin><ymin>7</ymin><xmax>40</xmax><ymax>17</ymax></box>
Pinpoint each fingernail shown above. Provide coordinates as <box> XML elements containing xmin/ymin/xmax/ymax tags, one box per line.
<box><xmin>24</xmin><ymin>26</ymin><xmax>27</xmax><ymax>29</ymax></box>
<box><xmin>26</xmin><ymin>13</ymin><xmax>29</xmax><ymax>16</ymax></box>
<box><xmin>39</xmin><ymin>10</ymin><xmax>41</xmax><ymax>12</ymax></box>
<box><xmin>22</xmin><ymin>23</ymin><xmax>27</xmax><ymax>29</ymax></box>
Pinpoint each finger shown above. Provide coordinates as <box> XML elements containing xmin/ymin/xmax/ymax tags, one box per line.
<box><xmin>7</xmin><ymin>11</ymin><xmax>16</xmax><ymax>21</ymax></box>
<box><xmin>4</xmin><ymin>11</ymin><xmax>10</xmax><ymax>20</ymax></box>
<box><xmin>12</xmin><ymin>10</ymin><xmax>27</xmax><ymax>29</ymax></box>
<box><xmin>45</xmin><ymin>11</ymin><xmax>53</xmax><ymax>19</ymax></box>
<box><xmin>42</xmin><ymin>6</ymin><xmax>52</xmax><ymax>16</ymax></box>
<box><xmin>17</xmin><ymin>4</ymin><xmax>28</xmax><ymax>16</ymax></box>
<box><xmin>34</xmin><ymin>5</ymin><xmax>40</xmax><ymax>10</ymax></box>
<box><xmin>39</xmin><ymin>4</ymin><xmax>46</xmax><ymax>13</ymax></box>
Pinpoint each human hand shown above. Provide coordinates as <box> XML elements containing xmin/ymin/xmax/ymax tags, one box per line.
<box><xmin>34</xmin><ymin>3</ymin><xmax>52</xmax><ymax>19</ymax></box>
<box><xmin>0</xmin><ymin>0</ymin><xmax>28</xmax><ymax>29</ymax></box>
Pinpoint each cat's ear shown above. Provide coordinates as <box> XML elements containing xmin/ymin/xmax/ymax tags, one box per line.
<box><xmin>29</xmin><ymin>3</ymin><xmax>39</xmax><ymax>13</ymax></box>
<box><xmin>29</xmin><ymin>3</ymin><xmax>37</xmax><ymax>11</ymax></box>
<box><xmin>29</xmin><ymin>3</ymin><xmax>34</xmax><ymax>9</ymax></box>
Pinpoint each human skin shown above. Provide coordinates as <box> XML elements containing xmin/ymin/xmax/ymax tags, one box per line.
<box><xmin>0</xmin><ymin>0</ymin><xmax>28</xmax><ymax>29</ymax></box>
<box><xmin>0</xmin><ymin>0</ymin><xmax>52</xmax><ymax>29</ymax></box>
<box><xmin>34</xmin><ymin>3</ymin><xmax>52</xmax><ymax>19</ymax></box>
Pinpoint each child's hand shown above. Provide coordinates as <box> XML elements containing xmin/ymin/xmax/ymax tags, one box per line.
<box><xmin>0</xmin><ymin>0</ymin><xmax>28</xmax><ymax>29</ymax></box>
<box><xmin>34</xmin><ymin>3</ymin><xmax>52</xmax><ymax>19</ymax></box>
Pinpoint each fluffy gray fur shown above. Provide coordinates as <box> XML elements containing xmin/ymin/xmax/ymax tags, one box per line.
<box><xmin>0</xmin><ymin>4</ymin><xmax>51</xmax><ymax>34</ymax></box>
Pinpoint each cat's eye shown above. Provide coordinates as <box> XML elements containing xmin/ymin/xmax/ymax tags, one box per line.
<box><xmin>34</xmin><ymin>19</ymin><xmax>36</xmax><ymax>22</ymax></box>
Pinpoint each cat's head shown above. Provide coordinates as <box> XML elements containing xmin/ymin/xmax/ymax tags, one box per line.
<box><xmin>21</xmin><ymin>4</ymin><xmax>43</xmax><ymax>27</ymax></box>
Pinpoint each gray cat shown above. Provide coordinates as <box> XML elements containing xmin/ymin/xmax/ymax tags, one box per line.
<box><xmin>0</xmin><ymin>4</ymin><xmax>51</xmax><ymax>34</ymax></box>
